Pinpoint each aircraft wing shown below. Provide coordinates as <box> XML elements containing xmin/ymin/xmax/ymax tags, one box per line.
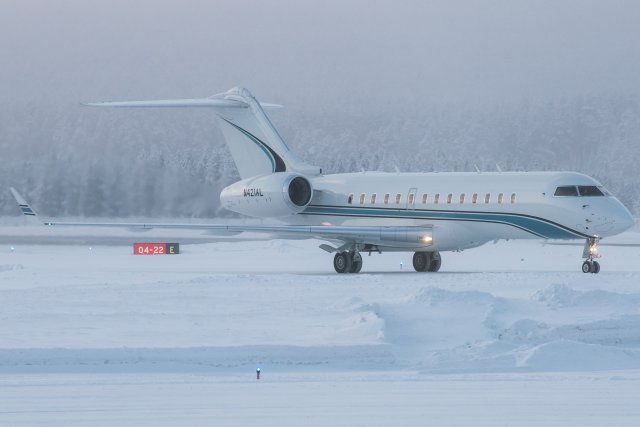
<box><xmin>9</xmin><ymin>188</ymin><xmax>433</xmax><ymax>248</ymax></box>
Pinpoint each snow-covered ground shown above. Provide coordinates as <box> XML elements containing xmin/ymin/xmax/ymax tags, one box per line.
<box><xmin>2</xmin><ymin>224</ymin><xmax>640</xmax><ymax>425</ymax></box>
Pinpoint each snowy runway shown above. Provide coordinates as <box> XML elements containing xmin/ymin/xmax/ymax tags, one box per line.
<box><xmin>3</xmin><ymin>372</ymin><xmax>640</xmax><ymax>426</ymax></box>
<box><xmin>2</xmin><ymin>225</ymin><xmax>640</xmax><ymax>424</ymax></box>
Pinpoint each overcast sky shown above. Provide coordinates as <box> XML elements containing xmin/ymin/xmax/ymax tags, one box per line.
<box><xmin>2</xmin><ymin>0</ymin><xmax>640</xmax><ymax>110</ymax></box>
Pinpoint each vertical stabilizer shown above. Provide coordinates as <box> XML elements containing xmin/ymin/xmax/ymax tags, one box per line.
<box><xmin>85</xmin><ymin>87</ymin><xmax>321</xmax><ymax>179</ymax></box>
<box><xmin>211</xmin><ymin>87</ymin><xmax>320</xmax><ymax>178</ymax></box>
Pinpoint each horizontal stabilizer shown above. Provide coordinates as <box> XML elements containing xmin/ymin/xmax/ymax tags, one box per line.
<box><xmin>85</xmin><ymin>99</ymin><xmax>282</xmax><ymax>109</ymax></box>
<box><xmin>84</xmin><ymin>86</ymin><xmax>318</xmax><ymax>178</ymax></box>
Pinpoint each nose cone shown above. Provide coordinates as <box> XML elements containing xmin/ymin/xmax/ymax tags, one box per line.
<box><xmin>592</xmin><ymin>199</ymin><xmax>635</xmax><ymax>237</ymax></box>
<box><xmin>612</xmin><ymin>203</ymin><xmax>635</xmax><ymax>235</ymax></box>
<box><xmin>619</xmin><ymin>207</ymin><xmax>636</xmax><ymax>232</ymax></box>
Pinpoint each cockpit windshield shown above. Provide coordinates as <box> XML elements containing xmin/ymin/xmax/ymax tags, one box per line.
<box><xmin>554</xmin><ymin>185</ymin><xmax>607</xmax><ymax>197</ymax></box>
<box><xmin>554</xmin><ymin>186</ymin><xmax>578</xmax><ymax>196</ymax></box>
<box><xmin>578</xmin><ymin>186</ymin><xmax>605</xmax><ymax>196</ymax></box>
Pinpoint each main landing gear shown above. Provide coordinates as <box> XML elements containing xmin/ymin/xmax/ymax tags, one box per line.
<box><xmin>412</xmin><ymin>251</ymin><xmax>441</xmax><ymax>272</ymax></box>
<box><xmin>332</xmin><ymin>249</ymin><xmax>442</xmax><ymax>274</ymax></box>
<box><xmin>333</xmin><ymin>251</ymin><xmax>362</xmax><ymax>274</ymax></box>
<box><xmin>581</xmin><ymin>236</ymin><xmax>601</xmax><ymax>274</ymax></box>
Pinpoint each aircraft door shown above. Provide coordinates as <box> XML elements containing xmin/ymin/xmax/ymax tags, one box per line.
<box><xmin>407</xmin><ymin>188</ymin><xmax>417</xmax><ymax>210</ymax></box>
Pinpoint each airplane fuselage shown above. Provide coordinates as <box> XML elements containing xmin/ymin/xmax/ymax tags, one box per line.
<box><xmin>289</xmin><ymin>171</ymin><xmax>633</xmax><ymax>252</ymax></box>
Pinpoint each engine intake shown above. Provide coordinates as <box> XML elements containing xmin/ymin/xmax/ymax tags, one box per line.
<box><xmin>220</xmin><ymin>173</ymin><xmax>314</xmax><ymax>218</ymax></box>
<box><xmin>287</xmin><ymin>176</ymin><xmax>312</xmax><ymax>207</ymax></box>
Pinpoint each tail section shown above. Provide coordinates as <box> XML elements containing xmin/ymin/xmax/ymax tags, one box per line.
<box><xmin>86</xmin><ymin>87</ymin><xmax>321</xmax><ymax>179</ymax></box>
<box><xmin>213</xmin><ymin>87</ymin><xmax>320</xmax><ymax>178</ymax></box>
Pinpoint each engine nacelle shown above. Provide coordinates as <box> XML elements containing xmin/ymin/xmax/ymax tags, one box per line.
<box><xmin>220</xmin><ymin>173</ymin><xmax>313</xmax><ymax>217</ymax></box>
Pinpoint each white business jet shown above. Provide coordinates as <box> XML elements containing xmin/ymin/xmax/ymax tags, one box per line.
<box><xmin>11</xmin><ymin>87</ymin><xmax>635</xmax><ymax>274</ymax></box>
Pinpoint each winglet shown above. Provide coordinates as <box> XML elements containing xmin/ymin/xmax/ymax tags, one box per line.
<box><xmin>9</xmin><ymin>187</ymin><xmax>40</xmax><ymax>221</ymax></box>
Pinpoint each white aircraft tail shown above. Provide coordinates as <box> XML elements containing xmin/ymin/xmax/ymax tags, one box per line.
<box><xmin>86</xmin><ymin>87</ymin><xmax>321</xmax><ymax>179</ymax></box>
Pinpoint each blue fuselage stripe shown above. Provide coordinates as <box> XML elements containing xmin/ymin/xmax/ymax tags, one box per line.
<box><xmin>302</xmin><ymin>205</ymin><xmax>586</xmax><ymax>239</ymax></box>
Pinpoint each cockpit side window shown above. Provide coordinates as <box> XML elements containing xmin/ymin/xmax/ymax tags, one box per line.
<box><xmin>578</xmin><ymin>186</ymin><xmax>605</xmax><ymax>196</ymax></box>
<box><xmin>554</xmin><ymin>186</ymin><xmax>578</xmax><ymax>196</ymax></box>
<box><xmin>598</xmin><ymin>186</ymin><xmax>611</xmax><ymax>196</ymax></box>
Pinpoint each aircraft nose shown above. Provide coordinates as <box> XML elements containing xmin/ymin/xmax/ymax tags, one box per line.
<box><xmin>617</xmin><ymin>208</ymin><xmax>636</xmax><ymax>233</ymax></box>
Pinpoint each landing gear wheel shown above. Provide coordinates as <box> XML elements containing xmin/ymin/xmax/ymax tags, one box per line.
<box><xmin>591</xmin><ymin>261</ymin><xmax>600</xmax><ymax>274</ymax></box>
<box><xmin>333</xmin><ymin>252</ymin><xmax>352</xmax><ymax>274</ymax></box>
<box><xmin>413</xmin><ymin>252</ymin><xmax>430</xmax><ymax>272</ymax></box>
<box><xmin>349</xmin><ymin>252</ymin><xmax>363</xmax><ymax>273</ymax></box>
<box><xmin>428</xmin><ymin>251</ymin><xmax>442</xmax><ymax>272</ymax></box>
<box><xmin>582</xmin><ymin>261</ymin><xmax>592</xmax><ymax>274</ymax></box>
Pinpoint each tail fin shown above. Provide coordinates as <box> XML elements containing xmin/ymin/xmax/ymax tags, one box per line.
<box><xmin>86</xmin><ymin>87</ymin><xmax>321</xmax><ymax>179</ymax></box>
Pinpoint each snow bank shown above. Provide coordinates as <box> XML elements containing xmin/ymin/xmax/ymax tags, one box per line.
<box><xmin>372</xmin><ymin>284</ymin><xmax>640</xmax><ymax>373</ymax></box>
<box><xmin>3</xmin><ymin>237</ymin><xmax>640</xmax><ymax>374</ymax></box>
<box><xmin>532</xmin><ymin>283</ymin><xmax>640</xmax><ymax>310</ymax></box>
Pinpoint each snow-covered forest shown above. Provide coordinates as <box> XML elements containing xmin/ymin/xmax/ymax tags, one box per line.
<box><xmin>2</xmin><ymin>1</ymin><xmax>640</xmax><ymax>218</ymax></box>
<box><xmin>2</xmin><ymin>94</ymin><xmax>639</xmax><ymax>217</ymax></box>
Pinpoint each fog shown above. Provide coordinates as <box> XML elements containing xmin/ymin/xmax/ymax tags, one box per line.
<box><xmin>2</xmin><ymin>0</ymin><xmax>640</xmax><ymax>216</ymax></box>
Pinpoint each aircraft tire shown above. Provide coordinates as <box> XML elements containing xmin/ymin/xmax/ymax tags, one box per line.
<box><xmin>582</xmin><ymin>261</ymin><xmax>592</xmax><ymax>273</ymax></box>
<box><xmin>591</xmin><ymin>261</ymin><xmax>600</xmax><ymax>274</ymax></box>
<box><xmin>349</xmin><ymin>259</ymin><xmax>363</xmax><ymax>273</ymax></box>
<box><xmin>413</xmin><ymin>252</ymin><xmax>430</xmax><ymax>272</ymax></box>
<box><xmin>428</xmin><ymin>251</ymin><xmax>442</xmax><ymax>272</ymax></box>
<box><xmin>334</xmin><ymin>252</ymin><xmax>352</xmax><ymax>274</ymax></box>
<box><xmin>349</xmin><ymin>251</ymin><xmax>363</xmax><ymax>273</ymax></box>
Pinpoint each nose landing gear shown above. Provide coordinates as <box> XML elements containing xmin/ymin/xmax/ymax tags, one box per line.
<box><xmin>581</xmin><ymin>236</ymin><xmax>601</xmax><ymax>274</ymax></box>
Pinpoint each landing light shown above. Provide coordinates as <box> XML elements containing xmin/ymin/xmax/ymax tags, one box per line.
<box><xmin>420</xmin><ymin>236</ymin><xmax>433</xmax><ymax>244</ymax></box>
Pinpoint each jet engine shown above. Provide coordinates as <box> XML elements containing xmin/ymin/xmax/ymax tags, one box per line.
<box><xmin>220</xmin><ymin>173</ymin><xmax>313</xmax><ymax>217</ymax></box>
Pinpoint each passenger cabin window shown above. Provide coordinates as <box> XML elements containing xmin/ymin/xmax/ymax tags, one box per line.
<box><xmin>408</xmin><ymin>193</ymin><xmax>414</xmax><ymax>205</ymax></box>
<box><xmin>447</xmin><ymin>194</ymin><xmax>452</xmax><ymax>204</ymax></box>
<box><xmin>395</xmin><ymin>194</ymin><xmax>402</xmax><ymax>204</ymax></box>
<box><xmin>460</xmin><ymin>194</ymin><xmax>465</xmax><ymax>204</ymax></box>
<box><xmin>371</xmin><ymin>194</ymin><xmax>377</xmax><ymax>204</ymax></box>
<box><xmin>421</xmin><ymin>194</ymin><xmax>428</xmax><ymax>204</ymax></box>
<box><xmin>485</xmin><ymin>193</ymin><xmax>491</xmax><ymax>204</ymax></box>
<box><xmin>348</xmin><ymin>194</ymin><xmax>354</xmax><ymax>204</ymax></box>
<box><xmin>434</xmin><ymin>193</ymin><xmax>440</xmax><ymax>204</ymax></box>
<box><xmin>472</xmin><ymin>193</ymin><xmax>478</xmax><ymax>204</ymax></box>
<box><xmin>498</xmin><ymin>193</ymin><xmax>504</xmax><ymax>204</ymax></box>
<box><xmin>511</xmin><ymin>193</ymin><xmax>517</xmax><ymax>204</ymax></box>
<box><xmin>359</xmin><ymin>193</ymin><xmax>365</xmax><ymax>204</ymax></box>
<box><xmin>384</xmin><ymin>193</ymin><xmax>390</xmax><ymax>204</ymax></box>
